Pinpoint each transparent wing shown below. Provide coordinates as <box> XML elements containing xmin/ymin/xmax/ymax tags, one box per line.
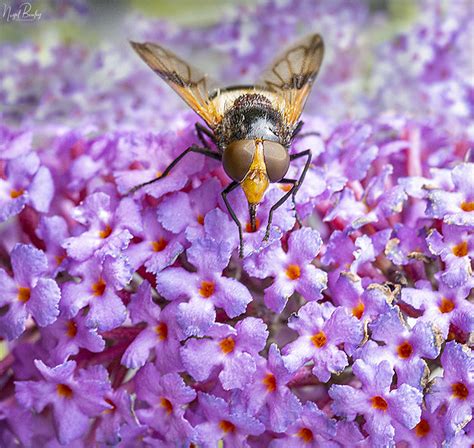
<box><xmin>130</xmin><ymin>41</ymin><xmax>222</xmax><ymax>128</ymax></box>
<box><xmin>258</xmin><ymin>34</ymin><xmax>324</xmax><ymax>126</ymax></box>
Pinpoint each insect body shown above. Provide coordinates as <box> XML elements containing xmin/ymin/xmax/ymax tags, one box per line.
<box><xmin>129</xmin><ymin>34</ymin><xmax>324</xmax><ymax>257</ymax></box>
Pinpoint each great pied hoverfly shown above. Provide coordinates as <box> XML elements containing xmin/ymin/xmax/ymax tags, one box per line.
<box><xmin>129</xmin><ymin>34</ymin><xmax>324</xmax><ymax>257</ymax></box>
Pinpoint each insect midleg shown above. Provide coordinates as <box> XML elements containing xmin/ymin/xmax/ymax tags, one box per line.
<box><xmin>195</xmin><ymin>122</ymin><xmax>217</xmax><ymax>149</ymax></box>
<box><xmin>127</xmin><ymin>145</ymin><xmax>221</xmax><ymax>195</ymax></box>
<box><xmin>292</xmin><ymin>121</ymin><xmax>321</xmax><ymax>141</ymax></box>
<box><xmin>221</xmin><ymin>181</ymin><xmax>244</xmax><ymax>258</ymax></box>
<box><xmin>263</xmin><ymin>149</ymin><xmax>312</xmax><ymax>241</ymax></box>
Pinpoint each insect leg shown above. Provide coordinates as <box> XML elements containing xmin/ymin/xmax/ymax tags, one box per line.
<box><xmin>195</xmin><ymin>122</ymin><xmax>217</xmax><ymax>149</ymax></box>
<box><xmin>291</xmin><ymin>121</ymin><xmax>321</xmax><ymax>141</ymax></box>
<box><xmin>263</xmin><ymin>149</ymin><xmax>312</xmax><ymax>241</ymax></box>
<box><xmin>128</xmin><ymin>145</ymin><xmax>221</xmax><ymax>195</ymax></box>
<box><xmin>221</xmin><ymin>181</ymin><xmax>245</xmax><ymax>258</ymax></box>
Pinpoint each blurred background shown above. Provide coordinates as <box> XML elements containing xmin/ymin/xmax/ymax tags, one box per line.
<box><xmin>1</xmin><ymin>0</ymin><xmax>473</xmax><ymax>136</ymax></box>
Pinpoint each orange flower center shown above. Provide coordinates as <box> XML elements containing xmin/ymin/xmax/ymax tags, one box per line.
<box><xmin>414</xmin><ymin>419</ymin><xmax>430</xmax><ymax>437</ymax></box>
<box><xmin>17</xmin><ymin>287</ymin><xmax>31</xmax><ymax>303</ymax></box>
<box><xmin>371</xmin><ymin>396</ymin><xmax>388</xmax><ymax>411</ymax></box>
<box><xmin>352</xmin><ymin>301</ymin><xmax>365</xmax><ymax>319</ymax></box>
<box><xmin>199</xmin><ymin>280</ymin><xmax>215</xmax><ymax>298</ymax></box>
<box><xmin>99</xmin><ymin>225</ymin><xmax>112</xmax><ymax>239</ymax></box>
<box><xmin>160</xmin><ymin>397</ymin><xmax>173</xmax><ymax>414</ymax></box>
<box><xmin>460</xmin><ymin>201</ymin><xmax>474</xmax><ymax>212</ymax></box>
<box><xmin>219</xmin><ymin>420</ymin><xmax>236</xmax><ymax>434</ymax></box>
<box><xmin>197</xmin><ymin>214</ymin><xmax>205</xmax><ymax>225</ymax></box>
<box><xmin>263</xmin><ymin>373</ymin><xmax>277</xmax><ymax>392</ymax></box>
<box><xmin>151</xmin><ymin>238</ymin><xmax>168</xmax><ymax>252</ymax></box>
<box><xmin>245</xmin><ymin>218</ymin><xmax>260</xmax><ymax>233</ymax></box>
<box><xmin>92</xmin><ymin>278</ymin><xmax>106</xmax><ymax>296</ymax></box>
<box><xmin>397</xmin><ymin>341</ymin><xmax>413</xmax><ymax>359</ymax></box>
<box><xmin>452</xmin><ymin>382</ymin><xmax>469</xmax><ymax>400</ymax></box>
<box><xmin>55</xmin><ymin>255</ymin><xmax>66</xmax><ymax>266</ymax></box>
<box><xmin>155</xmin><ymin>322</ymin><xmax>168</xmax><ymax>341</ymax></box>
<box><xmin>439</xmin><ymin>297</ymin><xmax>455</xmax><ymax>314</ymax></box>
<box><xmin>297</xmin><ymin>427</ymin><xmax>314</xmax><ymax>443</ymax></box>
<box><xmin>219</xmin><ymin>336</ymin><xmax>236</xmax><ymax>355</ymax></box>
<box><xmin>56</xmin><ymin>384</ymin><xmax>73</xmax><ymax>399</ymax></box>
<box><xmin>10</xmin><ymin>188</ymin><xmax>24</xmax><ymax>199</ymax></box>
<box><xmin>311</xmin><ymin>331</ymin><xmax>327</xmax><ymax>348</ymax></box>
<box><xmin>452</xmin><ymin>241</ymin><xmax>468</xmax><ymax>257</ymax></box>
<box><xmin>280</xmin><ymin>184</ymin><xmax>292</xmax><ymax>192</ymax></box>
<box><xmin>286</xmin><ymin>264</ymin><xmax>301</xmax><ymax>280</ymax></box>
<box><xmin>66</xmin><ymin>320</ymin><xmax>78</xmax><ymax>338</ymax></box>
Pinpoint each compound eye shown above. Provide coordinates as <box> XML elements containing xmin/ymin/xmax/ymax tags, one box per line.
<box><xmin>223</xmin><ymin>140</ymin><xmax>255</xmax><ymax>182</ymax></box>
<box><xmin>263</xmin><ymin>141</ymin><xmax>290</xmax><ymax>182</ymax></box>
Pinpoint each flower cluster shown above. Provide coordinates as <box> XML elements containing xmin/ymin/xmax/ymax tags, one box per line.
<box><xmin>0</xmin><ymin>0</ymin><xmax>473</xmax><ymax>446</ymax></box>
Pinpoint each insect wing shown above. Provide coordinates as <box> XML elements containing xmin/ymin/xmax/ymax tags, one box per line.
<box><xmin>130</xmin><ymin>41</ymin><xmax>222</xmax><ymax>128</ymax></box>
<box><xmin>258</xmin><ymin>34</ymin><xmax>324</xmax><ymax>126</ymax></box>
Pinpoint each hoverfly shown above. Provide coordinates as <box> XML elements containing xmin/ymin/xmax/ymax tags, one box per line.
<box><xmin>129</xmin><ymin>34</ymin><xmax>324</xmax><ymax>257</ymax></box>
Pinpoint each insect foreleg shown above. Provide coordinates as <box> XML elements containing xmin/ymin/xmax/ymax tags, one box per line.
<box><xmin>263</xmin><ymin>149</ymin><xmax>312</xmax><ymax>241</ymax></box>
<box><xmin>127</xmin><ymin>145</ymin><xmax>221</xmax><ymax>195</ymax></box>
<box><xmin>291</xmin><ymin>121</ymin><xmax>321</xmax><ymax>141</ymax></box>
<box><xmin>221</xmin><ymin>181</ymin><xmax>245</xmax><ymax>258</ymax></box>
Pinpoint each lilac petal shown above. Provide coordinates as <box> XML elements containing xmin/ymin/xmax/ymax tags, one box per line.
<box><xmin>287</xmin><ymin>227</ymin><xmax>322</xmax><ymax>264</ymax></box>
<box><xmin>296</xmin><ymin>265</ymin><xmax>328</xmax><ymax>302</ymax></box>
<box><xmin>214</xmin><ymin>276</ymin><xmax>252</xmax><ymax>318</ymax></box>
<box><xmin>264</xmin><ymin>278</ymin><xmax>295</xmax><ymax>313</ymax></box>
<box><xmin>181</xmin><ymin>338</ymin><xmax>221</xmax><ymax>381</ymax></box>
<box><xmin>187</xmin><ymin>238</ymin><xmax>232</xmax><ymax>274</ymax></box>
<box><xmin>121</xmin><ymin>328</ymin><xmax>157</xmax><ymax>369</ymax></box>
<box><xmin>27</xmin><ymin>278</ymin><xmax>61</xmax><ymax>327</ymax></box>
<box><xmin>54</xmin><ymin>400</ymin><xmax>90</xmax><ymax>445</ymax></box>
<box><xmin>11</xmin><ymin>244</ymin><xmax>48</xmax><ymax>286</ymax></box>
<box><xmin>127</xmin><ymin>280</ymin><xmax>161</xmax><ymax>325</ymax></box>
<box><xmin>156</xmin><ymin>268</ymin><xmax>197</xmax><ymax>301</ymax></box>
<box><xmin>220</xmin><ymin>352</ymin><xmax>256</xmax><ymax>390</ymax></box>
<box><xmin>329</xmin><ymin>385</ymin><xmax>366</xmax><ymax>420</ymax></box>
<box><xmin>0</xmin><ymin>193</ymin><xmax>28</xmax><ymax>222</ymax></box>
<box><xmin>177</xmin><ymin>298</ymin><xmax>216</xmax><ymax>337</ymax></box>
<box><xmin>87</xmin><ymin>289</ymin><xmax>127</xmax><ymax>331</ymax></box>
<box><xmin>0</xmin><ymin>302</ymin><xmax>28</xmax><ymax>340</ymax></box>
<box><xmin>28</xmin><ymin>166</ymin><xmax>54</xmax><ymax>213</ymax></box>
<box><xmin>388</xmin><ymin>384</ymin><xmax>422</xmax><ymax>428</ymax></box>
<box><xmin>157</xmin><ymin>192</ymin><xmax>192</xmax><ymax>233</ymax></box>
<box><xmin>0</xmin><ymin>270</ymin><xmax>17</xmax><ymax>305</ymax></box>
<box><xmin>236</xmin><ymin>317</ymin><xmax>268</xmax><ymax>354</ymax></box>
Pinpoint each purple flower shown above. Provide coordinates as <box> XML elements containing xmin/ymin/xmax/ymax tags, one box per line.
<box><xmin>0</xmin><ymin>152</ymin><xmax>54</xmax><ymax>222</ymax></box>
<box><xmin>60</xmin><ymin>255</ymin><xmax>131</xmax><ymax>331</ymax></box>
<box><xmin>394</xmin><ymin>408</ymin><xmax>446</xmax><ymax>447</ymax></box>
<box><xmin>329</xmin><ymin>360</ymin><xmax>422</xmax><ymax>447</ymax></box>
<box><xmin>15</xmin><ymin>360</ymin><xmax>112</xmax><ymax>445</ymax></box>
<box><xmin>126</xmin><ymin>209</ymin><xmax>184</xmax><ymax>274</ymax></box>
<box><xmin>241</xmin><ymin>344</ymin><xmax>302</xmax><ymax>433</ymax></box>
<box><xmin>357</xmin><ymin>307</ymin><xmax>441</xmax><ymax>389</ymax></box>
<box><xmin>426</xmin><ymin>223</ymin><xmax>473</xmax><ymax>288</ymax></box>
<box><xmin>269</xmin><ymin>402</ymin><xmax>337</xmax><ymax>447</ymax></box>
<box><xmin>63</xmin><ymin>192</ymin><xmax>142</xmax><ymax>262</ymax></box>
<box><xmin>426</xmin><ymin>163</ymin><xmax>474</xmax><ymax>227</ymax></box>
<box><xmin>283</xmin><ymin>302</ymin><xmax>363</xmax><ymax>382</ymax></box>
<box><xmin>192</xmin><ymin>392</ymin><xmax>265</xmax><ymax>447</ymax></box>
<box><xmin>95</xmin><ymin>388</ymin><xmax>139</xmax><ymax>445</ymax></box>
<box><xmin>156</xmin><ymin>238</ymin><xmax>252</xmax><ymax>337</ymax></box>
<box><xmin>134</xmin><ymin>362</ymin><xmax>196</xmax><ymax>445</ymax></box>
<box><xmin>244</xmin><ymin>228</ymin><xmax>327</xmax><ymax>313</ymax></box>
<box><xmin>0</xmin><ymin>243</ymin><xmax>61</xmax><ymax>340</ymax></box>
<box><xmin>181</xmin><ymin>317</ymin><xmax>268</xmax><ymax>390</ymax></box>
<box><xmin>40</xmin><ymin>313</ymin><xmax>105</xmax><ymax>365</ymax></box>
<box><xmin>425</xmin><ymin>341</ymin><xmax>473</xmax><ymax>437</ymax></box>
<box><xmin>121</xmin><ymin>281</ymin><xmax>183</xmax><ymax>372</ymax></box>
<box><xmin>36</xmin><ymin>215</ymin><xmax>70</xmax><ymax>275</ymax></box>
<box><xmin>401</xmin><ymin>278</ymin><xmax>474</xmax><ymax>339</ymax></box>
<box><xmin>157</xmin><ymin>177</ymin><xmax>221</xmax><ymax>240</ymax></box>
